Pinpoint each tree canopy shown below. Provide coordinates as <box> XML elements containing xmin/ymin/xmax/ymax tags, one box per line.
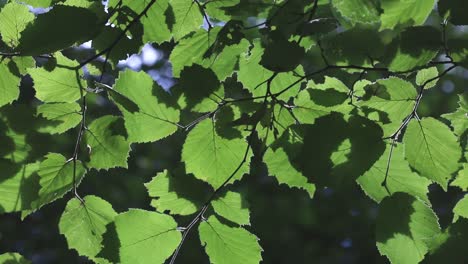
<box><xmin>0</xmin><ymin>0</ymin><xmax>467</xmax><ymax>263</ymax></box>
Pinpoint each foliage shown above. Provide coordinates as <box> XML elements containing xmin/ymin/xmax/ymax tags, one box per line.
<box><xmin>0</xmin><ymin>0</ymin><xmax>467</xmax><ymax>263</ymax></box>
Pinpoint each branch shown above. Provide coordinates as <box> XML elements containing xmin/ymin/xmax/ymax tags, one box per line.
<box><xmin>381</xmin><ymin>63</ymin><xmax>458</xmax><ymax>187</ymax></box>
<box><xmin>195</xmin><ymin>0</ymin><xmax>213</xmax><ymax>30</ymax></box>
<box><xmin>71</xmin><ymin>70</ymin><xmax>88</xmax><ymax>203</ymax></box>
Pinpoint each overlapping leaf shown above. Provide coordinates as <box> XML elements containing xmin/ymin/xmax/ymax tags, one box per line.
<box><xmin>182</xmin><ymin>119</ymin><xmax>251</xmax><ymax>189</ymax></box>
<box><xmin>211</xmin><ymin>191</ymin><xmax>250</xmax><ymax>225</ymax></box>
<box><xmin>29</xmin><ymin>153</ymin><xmax>85</xmax><ymax>212</ymax></box>
<box><xmin>404</xmin><ymin>118</ymin><xmax>461</xmax><ymax>190</ymax></box>
<box><xmin>59</xmin><ymin>195</ymin><xmax>117</xmax><ymax>259</ymax></box>
<box><xmin>85</xmin><ymin>116</ymin><xmax>130</xmax><ymax>170</ymax></box>
<box><xmin>376</xmin><ymin>193</ymin><xmax>440</xmax><ymax>264</ymax></box>
<box><xmin>113</xmin><ymin>70</ymin><xmax>180</xmax><ymax>143</ymax></box>
<box><xmin>114</xmin><ymin>209</ymin><xmax>181</xmax><ymax>264</ymax></box>
<box><xmin>199</xmin><ymin>216</ymin><xmax>262</xmax><ymax>264</ymax></box>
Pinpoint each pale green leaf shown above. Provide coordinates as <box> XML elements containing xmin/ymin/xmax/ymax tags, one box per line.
<box><xmin>29</xmin><ymin>54</ymin><xmax>86</xmax><ymax>103</ymax></box>
<box><xmin>145</xmin><ymin>169</ymin><xmax>203</xmax><ymax>216</ymax></box>
<box><xmin>357</xmin><ymin>142</ymin><xmax>431</xmax><ymax>203</ymax></box>
<box><xmin>264</xmin><ymin>143</ymin><xmax>315</xmax><ymax>198</ymax></box>
<box><xmin>404</xmin><ymin>118</ymin><xmax>461</xmax><ymax>190</ymax></box>
<box><xmin>376</xmin><ymin>193</ymin><xmax>440</xmax><ymax>264</ymax></box>
<box><xmin>443</xmin><ymin>94</ymin><xmax>468</xmax><ymax>137</ymax></box>
<box><xmin>182</xmin><ymin>119</ymin><xmax>251</xmax><ymax>189</ymax></box>
<box><xmin>0</xmin><ymin>252</ymin><xmax>31</xmax><ymax>264</ymax></box>
<box><xmin>0</xmin><ymin>161</ymin><xmax>39</xmax><ymax>213</ymax></box>
<box><xmin>380</xmin><ymin>0</ymin><xmax>436</xmax><ymax>30</ymax></box>
<box><xmin>142</xmin><ymin>0</ymin><xmax>171</xmax><ymax>44</ymax></box>
<box><xmin>59</xmin><ymin>195</ymin><xmax>117</xmax><ymax>258</ymax></box>
<box><xmin>170</xmin><ymin>0</ymin><xmax>203</xmax><ymax>40</ymax></box>
<box><xmin>30</xmin><ymin>153</ymin><xmax>85</xmax><ymax>211</ymax></box>
<box><xmin>170</xmin><ymin>28</ymin><xmax>220</xmax><ymax>77</ymax></box>
<box><xmin>20</xmin><ymin>0</ymin><xmax>56</xmax><ymax>7</ymax></box>
<box><xmin>113</xmin><ymin>70</ymin><xmax>179</xmax><ymax>143</ymax></box>
<box><xmin>0</xmin><ymin>61</ymin><xmax>20</xmax><ymax>107</ymax></box>
<box><xmin>212</xmin><ymin>191</ymin><xmax>250</xmax><ymax>225</ymax></box>
<box><xmin>199</xmin><ymin>216</ymin><xmax>262</xmax><ymax>264</ymax></box>
<box><xmin>115</xmin><ymin>209</ymin><xmax>181</xmax><ymax>264</ymax></box>
<box><xmin>85</xmin><ymin>115</ymin><xmax>130</xmax><ymax>170</ymax></box>
<box><xmin>453</xmin><ymin>194</ymin><xmax>468</xmax><ymax>222</ymax></box>
<box><xmin>386</xmin><ymin>26</ymin><xmax>440</xmax><ymax>72</ymax></box>
<box><xmin>0</xmin><ymin>2</ymin><xmax>34</xmax><ymax>47</ymax></box>
<box><xmin>37</xmin><ymin>102</ymin><xmax>82</xmax><ymax>134</ymax></box>
<box><xmin>360</xmin><ymin>77</ymin><xmax>417</xmax><ymax>136</ymax></box>
<box><xmin>109</xmin><ymin>0</ymin><xmax>171</xmax><ymax>44</ymax></box>
<box><xmin>331</xmin><ymin>0</ymin><xmax>380</xmax><ymax>26</ymax></box>
<box><xmin>416</xmin><ymin>67</ymin><xmax>439</xmax><ymax>89</ymax></box>
<box><xmin>205</xmin><ymin>0</ymin><xmax>238</xmax><ymax>21</ymax></box>
<box><xmin>202</xmin><ymin>39</ymin><xmax>250</xmax><ymax>81</ymax></box>
<box><xmin>16</xmin><ymin>5</ymin><xmax>102</xmax><ymax>56</ymax></box>
<box><xmin>237</xmin><ymin>40</ymin><xmax>305</xmax><ymax>101</ymax></box>
<box><xmin>451</xmin><ymin>164</ymin><xmax>468</xmax><ymax>191</ymax></box>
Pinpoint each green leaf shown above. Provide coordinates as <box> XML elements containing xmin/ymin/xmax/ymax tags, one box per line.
<box><xmin>451</xmin><ymin>164</ymin><xmax>468</xmax><ymax>191</ymax></box>
<box><xmin>30</xmin><ymin>153</ymin><xmax>85</xmax><ymax>211</ymax></box>
<box><xmin>29</xmin><ymin>54</ymin><xmax>86</xmax><ymax>103</ymax></box>
<box><xmin>264</xmin><ymin>137</ymin><xmax>316</xmax><ymax>198</ymax></box>
<box><xmin>321</xmin><ymin>27</ymin><xmax>384</xmax><ymax>66</ymax></box>
<box><xmin>425</xmin><ymin>218</ymin><xmax>468</xmax><ymax>263</ymax></box>
<box><xmin>37</xmin><ymin>102</ymin><xmax>82</xmax><ymax>134</ymax></box>
<box><xmin>385</xmin><ymin>26</ymin><xmax>440</xmax><ymax>72</ymax></box>
<box><xmin>21</xmin><ymin>0</ymin><xmax>57</xmax><ymax>7</ymax></box>
<box><xmin>211</xmin><ymin>191</ymin><xmax>250</xmax><ymax>225</ymax></box>
<box><xmin>199</xmin><ymin>216</ymin><xmax>262</xmax><ymax>264</ymax></box>
<box><xmin>0</xmin><ymin>61</ymin><xmax>20</xmax><ymax>107</ymax></box>
<box><xmin>108</xmin><ymin>0</ymin><xmax>171</xmax><ymax>44</ymax></box>
<box><xmin>404</xmin><ymin>118</ymin><xmax>461</xmax><ymax>190</ymax></box>
<box><xmin>170</xmin><ymin>0</ymin><xmax>203</xmax><ymax>40</ymax></box>
<box><xmin>113</xmin><ymin>70</ymin><xmax>180</xmax><ymax>143</ymax></box>
<box><xmin>416</xmin><ymin>66</ymin><xmax>439</xmax><ymax>88</ymax></box>
<box><xmin>205</xmin><ymin>0</ymin><xmax>239</xmax><ymax>21</ymax></box>
<box><xmin>182</xmin><ymin>119</ymin><xmax>252</xmax><ymax>189</ymax></box>
<box><xmin>145</xmin><ymin>169</ymin><xmax>206</xmax><ymax>216</ymax></box>
<box><xmin>16</xmin><ymin>5</ymin><xmax>102</xmax><ymax>56</ymax></box>
<box><xmin>260</xmin><ymin>33</ymin><xmax>305</xmax><ymax>72</ymax></box>
<box><xmin>114</xmin><ymin>209</ymin><xmax>181</xmax><ymax>264</ymax></box>
<box><xmin>380</xmin><ymin>0</ymin><xmax>436</xmax><ymax>30</ymax></box>
<box><xmin>59</xmin><ymin>195</ymin><xmax>117</xmax><ymax>258</ymax></box>
<box><xmin>296</xmin><ymin>76</ymin><xmax>353</xmax><ymax>118</ymax></box>
<box><xmin>0</xmin><ymin>161</ymin><xmax>39</xmax><ymax>213</ymax></box>
<box><xmin>170</xmin><ymin>28</ymin><xmax>221</xmax><ymax>77</ymax></box>
<box><xmin>331</xmin><ymin>0</ymin><xmax>380</xmax><ymax>27</ymax></box>
<box><xmin>360</xmin><ymin>77</ymin><xmax>417</xmax><ymax>136</ymax></box>
<box><xmin>85</xmin><ymin>115</ymin><xmax>130</xmax><ymax>170</ymax></box>
<box><xmin>291</xmin><ymin>113</ymin><xmax>385</xmax><ymax>188</ymax></box>
<box><xmin>175</xmin><ymin>64</ymin><xmax>221</xmax><ymax>112</ymax></box>
<box><xmin>203</xmin><ymin>39</ymin><xmax>250</xmax><ymax>81</ymax></box>
<box><xmin>237</xmin><ymin>40</ymin><xmax>305</xmax><ymax>100</ymax></box>
<box><xmin>453</xmin><ymin>194</ymin><xmax>468</xmax><ymax>222</ymax></box>
<box><xmin>443</xmin><ymin>94</ymin><xmax>467</xmax><ymax>137</ymax></box>
<box><xmin>0</xmin><ymin>252</ymin><xmax>31</xmax><ymax>264</ymax></box>
<box><xmin>357</xmin><ymin>142</ymin><xmax>431</xmax><ymax>203</ymax></box>
<box><xmin>92</xmin><ymin>25</ymin><xmax>142</xmax><ymax>63</ymax></box>
<box><xmin>438</xmin><ymin>0</ymin><xmax>468</xmax><ymax>26</ymax></box>
<box><xmin>142</xmin><ymin>0</ymin><xmax>171</xmax><ymax>44</ymax></box>
<box><xmin>376</xmin><ymin>193</ymin><xmax>440</xmax><ymax>264</ymax></box>
<box><xmin>0</xmin><ymin>1</ymin><xmax>34</xmax><ymax>47</ymax></box>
